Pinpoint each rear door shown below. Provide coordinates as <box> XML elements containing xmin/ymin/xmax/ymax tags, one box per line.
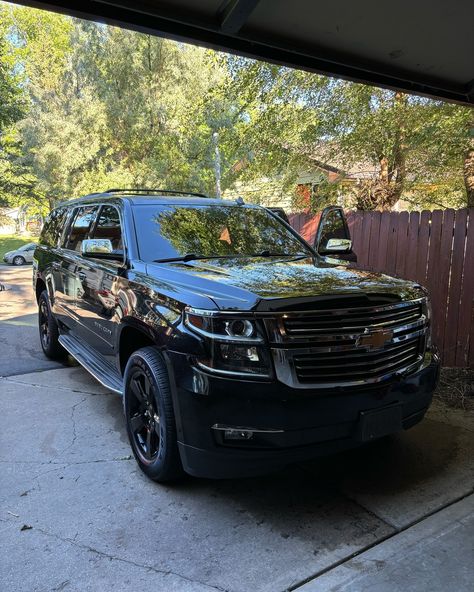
<box><xmin>74</xmin><ymin>204</ymin><xmax>126</xmax><ymax>362</ymax></box>
<box><xmin>314</xmin><ymin>206</ymin><xmax>357</xmax><ymax>263</ymax></box>
<box><xmin>36</xmin><ymin>207</ymin><xmax>69</xmax><ymax>325</ymax></box>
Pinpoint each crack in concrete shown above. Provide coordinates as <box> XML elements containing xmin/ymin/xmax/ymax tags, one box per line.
<box><xmin>0</xmin><ymin>457</ymin><xmax>132</xmax><ymax>466</ymax></box>
<box><xmin>1</xmin><ymin>376</ymin><xmax>113</xmax><ymax>397</ymax></box>
<box><xmin>28</xmin><ymin>526</ymin><xmax>230</xmax><ymax>592</ymax></box>
<box><xmin>58</xmin><ymin>397</ymin><xmax>88</xmax><ymax>457</ymax></box>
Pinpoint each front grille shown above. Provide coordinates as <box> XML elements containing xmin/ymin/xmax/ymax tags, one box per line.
<box><xmin>293</xmin><ymin>337</ymin><xmax>422</xmax><ymax>384</ymax></box>
<box><xmin>267</xmin><ymin>299</ymin><xmax>428</xmax><ymax>388</ymax></box>
<box><xmin>282</xmin><ymin>301</ymin><xmax>422</xmax><ymax>338</ymax></box>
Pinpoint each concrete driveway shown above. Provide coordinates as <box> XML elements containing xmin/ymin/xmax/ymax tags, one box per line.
<box><xmin>1</xmin><ymin>265</ymin><xmax>473</xmax><ymax>592</ymax></box>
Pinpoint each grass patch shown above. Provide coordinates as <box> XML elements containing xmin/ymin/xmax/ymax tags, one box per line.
<box><xmin>0</xmin><ymin>235</ymin><xmax>32</xmax><ymax>261</ymax></box>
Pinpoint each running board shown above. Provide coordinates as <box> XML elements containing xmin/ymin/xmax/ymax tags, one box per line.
<box><xmin>59</xmin><ymin>334</ymin><xmax>123</xmax><ymax>394</ymax></box>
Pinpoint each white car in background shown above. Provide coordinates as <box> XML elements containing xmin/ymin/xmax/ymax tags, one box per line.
<box><xmin>3</xmin><ymin>242</ymin><xmax>37</xmax><ymax>265</ymax></box>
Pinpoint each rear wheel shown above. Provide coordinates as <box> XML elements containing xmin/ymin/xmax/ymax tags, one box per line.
<box><xmin>124</xmin><ymin>347</ymin><xmax>183</xmax><ymax>482</ymax></box>
<box><xmin>38</xmin><ymin>290</ymin><xmax>66</xmax><ymax>360</ymax></box>
<box><xmin>13</xmin><ymin>255</ymin><xmax>25</xmax><ymax>266</ymax></box>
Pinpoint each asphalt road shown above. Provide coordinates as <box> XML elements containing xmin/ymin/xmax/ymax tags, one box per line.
<box><xmin>1</xmin><ymin>265</ymin><xmax>473</xmax><ymax>592</ymax></box>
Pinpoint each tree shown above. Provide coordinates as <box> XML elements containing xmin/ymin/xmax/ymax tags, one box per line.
<box><xmin>218</xmin><ymin>59</ymin><xmax>474</xmax><ymax>211</ymax></box>
<box><xmin>1</xmin><ymin>2</ymin><xmax>473</xmax><ymax>215</ymax></box>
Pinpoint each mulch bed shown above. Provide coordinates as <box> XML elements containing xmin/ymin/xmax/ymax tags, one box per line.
<box><xmin>435</xmin><ymin>367</ymin><xmax>474</xmax><ymax>411</ymax></box>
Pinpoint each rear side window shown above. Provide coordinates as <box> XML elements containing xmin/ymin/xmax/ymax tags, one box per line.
<box><xmin>39</xmin><ymin>208</ymin><xmax>68</xmax><ymax>247</ymax></box>
<box><xmin>64</xmin><ymin>206</ymin><xmax>99</xmax><ymax>252</ymax></box>
<box><xmin>90</xmin><ymin>205</ymin><xmax>123</xmax><ymax>255</ymax></box>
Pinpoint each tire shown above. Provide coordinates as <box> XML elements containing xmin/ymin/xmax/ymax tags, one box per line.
<box><xmin>123</xmin><ymin>347</ymin><xmax>184</xmax><ymax>482</ymax></box>
<box><xmin>38</xmin><ymin>290</ymin><xmax>66</xmax><ymax>360</ymax></box>
<box><xmin>13</xmin><ymin>255</ymin><xmax>26</xmax><ymax>266</ymax></box>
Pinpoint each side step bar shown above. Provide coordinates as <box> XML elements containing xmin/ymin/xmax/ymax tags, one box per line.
<box><xmin>59</xmin><ymin>333</ymin><xmax>123</xmax><ymax>394</ymax></box>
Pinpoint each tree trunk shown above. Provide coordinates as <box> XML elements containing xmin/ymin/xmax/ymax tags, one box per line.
<box><xmin>369</xmin><ymin>92</ymin><xmax>408</xmax><ymax>211</ymax></box>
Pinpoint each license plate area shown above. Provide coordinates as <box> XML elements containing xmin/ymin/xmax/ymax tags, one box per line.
<box><xmin>357</xmin><ymin>404</ymin><xmax>402</xmax><ymax>442</ymax></box>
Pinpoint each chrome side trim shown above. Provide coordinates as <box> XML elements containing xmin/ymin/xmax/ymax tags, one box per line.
<box><xmin>195</xmin><ymin>361</ymin><xmax>270</xmax><ymax>379</ymax></box>
<box><xmin>212</xmin><ymin>424</ymin><xmax>284</xmax><ymax>434</ymax></box>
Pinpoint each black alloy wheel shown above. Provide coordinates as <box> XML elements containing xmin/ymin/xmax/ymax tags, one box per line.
<box><xmin>128</xmin><ymin>368</ymin><xmax>161</xmax><ymax>462</ymax></box>
<box><xmin>39</xmin><ymin>298</ymin><xmax>51</xmax><ymax>351</ymax></box>
<box><xmin>37</xmin><ymin>290</ymin><xmax>66</xmax><ymax>360</ymax></box>
<box><xmin>124</xmin><ymin>347</ymin><xmax>183</xmax><ymax>482</ymax></box>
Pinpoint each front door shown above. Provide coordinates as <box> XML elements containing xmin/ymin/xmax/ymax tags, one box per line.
<box><xmin>74</xmin><ymin>205</ymin><xmax>126</xmax><ymax>363</ymax></box>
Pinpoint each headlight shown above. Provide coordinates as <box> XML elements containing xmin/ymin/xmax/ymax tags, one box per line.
<box><xmin>185</xmin><ymin>308</ymin><xmax>263</xmax><ymax>343</ymax></box>
<box><xmin>185</xmin><ymin>308</ymin><xmax>271</xmax><ymax>377</ymax></box>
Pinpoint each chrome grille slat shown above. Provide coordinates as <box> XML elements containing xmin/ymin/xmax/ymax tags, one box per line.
<box><xmin>295</xmin><ymin>354</ymin><xmax>419</xmax><ymax>378</ymax></box>
<box><xmin>283</xmin><ymin>305</ymin><xmax>422</xmax><ymax>336</ymax></box>
<box><xmin>293</xmin><ymin>338</ymin><xmax>418</xmax><ymax>363</ymax></box>
<box><xmin>268</xmin><ymin>298</ymin><xmax>428</xmax><ymax>388</ymax></box>
<box><xmin>294</xmin><ymin>345</ymin><xmax>418</xmax><ymax>371</ymax></box>
<box><xmin>285</xmin><ymin>306</ymin><xmax>419</xmax><ymax>324</ymax></box>
<box><xmin>294</xmin><ymin>354</ymin><xmax>420</xmax><ymax>382</ymax></box>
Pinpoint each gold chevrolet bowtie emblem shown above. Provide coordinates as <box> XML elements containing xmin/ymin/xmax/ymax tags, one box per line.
<box><xmin>356</xmin><ymin>328</ymin><xmax>393</xmax><ymax>350</ymax></box>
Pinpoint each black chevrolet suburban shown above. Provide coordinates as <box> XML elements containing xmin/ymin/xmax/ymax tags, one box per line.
<box><xmin>33</xmin><ymin>189</ymin><xmax>440</xmax><ymax>482</ymax></box>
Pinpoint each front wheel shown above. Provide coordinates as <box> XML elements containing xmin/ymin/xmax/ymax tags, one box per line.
<box><xmin>123</xmin><ymin>347</ymin><xmax>184</xmax><ymax>482</ymax></box>
<box><xmin>13</xmin><ymin>255</ymin><xmax>26</xmax><ymax>266</ymax></box>
<box><xmin>38</xmin><ymin>290</ymin><xmax>66</xmax><ymax>360</ymax></box>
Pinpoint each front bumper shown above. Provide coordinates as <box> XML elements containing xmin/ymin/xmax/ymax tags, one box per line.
<box><xmin>167</xmin><ymin>351</ymin><xmax>440</xmax><ymax>478</ymax></box>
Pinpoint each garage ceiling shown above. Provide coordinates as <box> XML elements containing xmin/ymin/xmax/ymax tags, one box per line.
<box><xmin>12</xmin><ymin>0</ymin><xmax>474</xmax><ymax>105</ymax></box>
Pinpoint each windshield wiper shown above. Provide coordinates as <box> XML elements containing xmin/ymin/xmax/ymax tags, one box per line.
<box><xmin>254</xmin><ymin>250</ymin><xmax>308</xmax><ymax>258</ymax></box>
<box><xmin>154</xmin><ymin>251</ymin><xmax>309</xmax><ymax>263</ymax></box>
<box><xmin>154</xmin><ymin>254</ymin><xmax>237</xmax><ymax>263</ymax></box>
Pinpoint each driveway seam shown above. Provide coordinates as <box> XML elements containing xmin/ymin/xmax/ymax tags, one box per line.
<box><xmin>286</xmin><ymin>489</ymin><xmax>474</xmax><ymax>591</ymax></box>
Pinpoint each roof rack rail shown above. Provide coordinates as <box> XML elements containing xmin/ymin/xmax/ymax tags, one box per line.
<box><xmin>104</xmin><ymin>188</ymin><xmax>209</xmax><ymax>198</ymax></box>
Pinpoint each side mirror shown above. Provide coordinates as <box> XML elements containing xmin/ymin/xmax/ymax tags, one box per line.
<box><xmin>325</xmin><ymin>238</ymin><xmax>352</xmax><ymax>253</ymax></box>
<box><xmin>82</xmin><ymin>239</ymin><xmax>113</xmax><ymax>255</ymax></box>
<box><xmin>81</xmin><ymin>239</ymin><xmax>124</xmax><ymax>261</ymax></box>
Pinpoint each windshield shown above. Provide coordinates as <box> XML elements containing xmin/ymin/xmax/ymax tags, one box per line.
<box><xmin>133</xmin><ymin>204</ymin><xmax>311</xmax><ymax>262</ymax></box>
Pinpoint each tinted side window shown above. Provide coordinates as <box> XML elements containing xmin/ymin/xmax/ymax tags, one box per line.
<box><xmin>65</xmin><ymin>206</ymin><xmax>98</xmax><ymax>252</ymax></box>
<box><xmin>90</xmin><ymin>206</ymin><xmax>123</xmax><ymax>254</ymax></box>
<box><xmin>39</xmin><ymin>208</ymin><xmax>68</xmax><ymax>247</ymax></box>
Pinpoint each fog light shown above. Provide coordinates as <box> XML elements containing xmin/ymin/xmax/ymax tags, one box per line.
<box><xmin>220</xmin><ymin>344</ymin><xmax>259</xmax><ymax>362</ymax></box>
<box><xmin>224</xmin><ymin>428</ymin><xmax>254</xmax><ymax>440</ymax></box>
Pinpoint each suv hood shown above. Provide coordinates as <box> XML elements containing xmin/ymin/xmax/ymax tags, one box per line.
<box><xmin>146</xmin><ymin>256</ymin><xmax>422</xmax><ymax>311</ymax></box>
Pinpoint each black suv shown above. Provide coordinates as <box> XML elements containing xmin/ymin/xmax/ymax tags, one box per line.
<box><xmin>33</xmin><ymin>190</ymin><xmax>440</xmax><ymax>482</ymax></box>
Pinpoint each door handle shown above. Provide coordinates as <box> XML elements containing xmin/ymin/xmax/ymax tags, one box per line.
<box><xmin>77</xmin><ymin>271</ymin><xmax>86</xmax><ymax>281</ymax></box>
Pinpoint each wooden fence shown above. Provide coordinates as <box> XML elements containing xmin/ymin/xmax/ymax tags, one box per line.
<box><xmin>288</xmin><ymin>209</ymin><xmax>474</xmax><ymax>367</ymax></box>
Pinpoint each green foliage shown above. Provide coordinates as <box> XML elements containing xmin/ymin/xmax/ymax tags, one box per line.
<box><xmin>0</xmin><ymin>1</ymin><xmax>472</xmax><ymax>215</ymax></box>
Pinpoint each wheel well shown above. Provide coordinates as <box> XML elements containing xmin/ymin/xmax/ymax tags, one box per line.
<box><xmin>119</xmin><ymin>326</ymin><xmax>155</xmax><ymax>375</ymax></box>
<box><xmin>35</xmin><ymin>278</ymin><xmax>47</xmax><ymax>303</ymax></box>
